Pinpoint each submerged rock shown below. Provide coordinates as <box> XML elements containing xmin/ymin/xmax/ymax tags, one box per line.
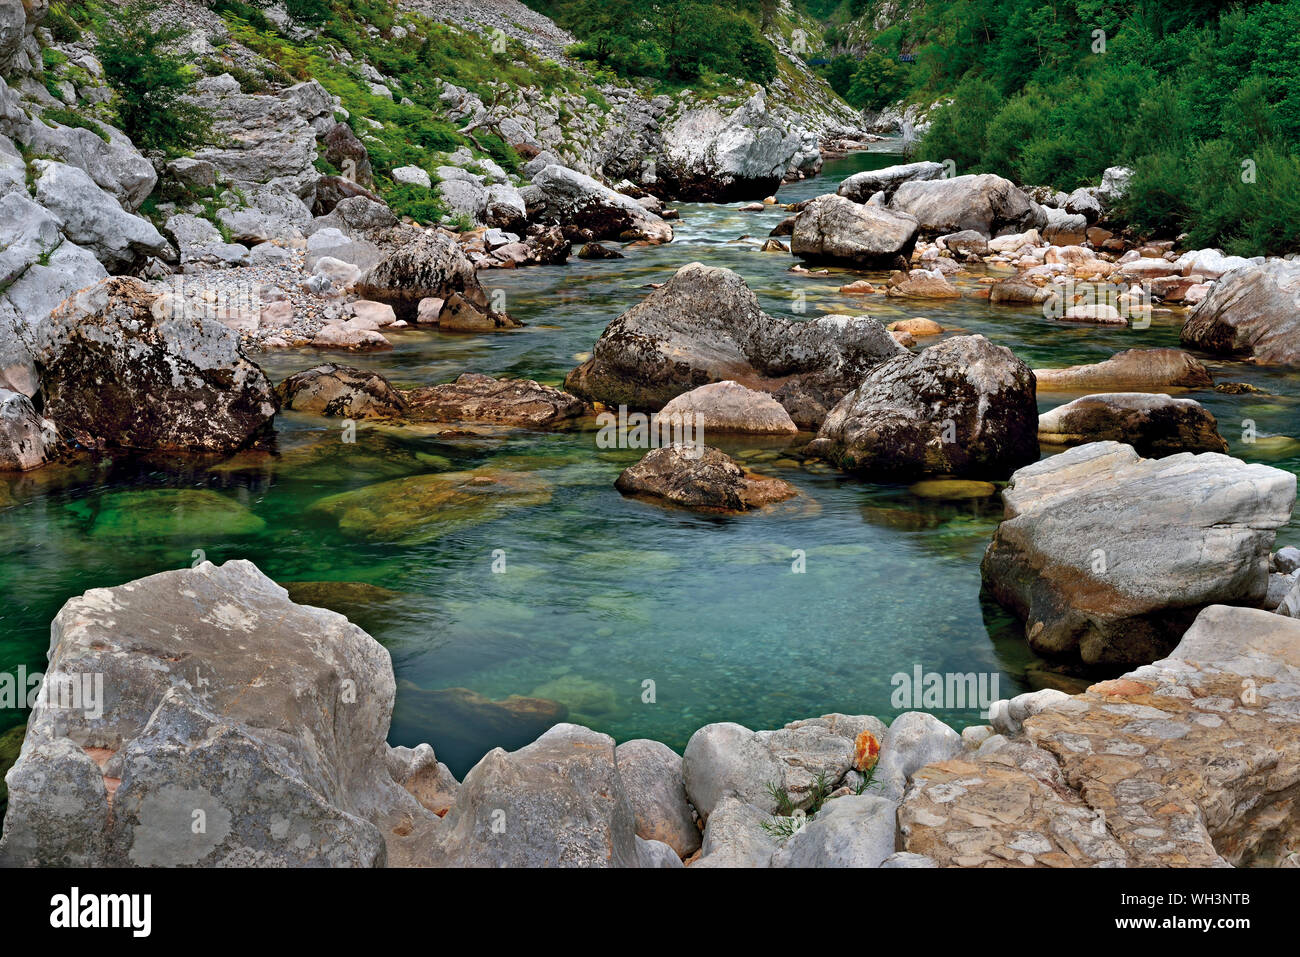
<box><xmin>36</xmin><ymin>279</ymin><xmax>277</xmax><ymax>453</ymax></box>
<box><xmin>278</xmin><ymin>366</ymin><xmax>587</xmax><ymax>429</ymax></box>
<box><xmin>981</xmin><ymin>442</ymin><xmax>1296</xmax><ymax>666</ymax></box>
<box><xmin>0</xmin><ymin>560</ymin><xmax>430</xmax><ymax>867</ymax></box>
<box><xmin>614</xmin><ymin>445</ymin><xmax>797</xmax><ymax>513</ymax></box>
<box><xmin>390</xmin><ymin>682</ymin><xmax>568</xmax><ymax>777</ymax></box>
<box><xmin>1181</xmin><ymin>260</ymin><xmax>1300</xmax><ymax>368</ymax></box>
<box><xmin>805</xmin><ymin>335</ymin><xmax>1039</xmax><ymax>480</ymax></box>
<box><xmin>1037</xmin><ymin>393</ymin><xmax>1228</xmax><ymax>456</ymax></box>
<box><xmin>309</xmin><ymin>467</ymin><xmax>553</xmax><ymax>544</ymax></box>
<box><xmin>565</xmin><ymin>262</ymin><xmax>904</xmax><ymax>428</ymax></box>
<box><xmin>72</xmin><ymin>488</ymin><xmax>266</xmax><ymax>540</ymax></box>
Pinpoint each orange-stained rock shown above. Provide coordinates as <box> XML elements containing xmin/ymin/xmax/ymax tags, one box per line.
<box><xmin>1086</xmin><ymin>678</ymin><xmax>1154</xmax><ymax>698</ymax></box>
<box><xmin>853</xmin><ymin>729</ymin><xmax>881</xmax><ymax>772</ymax></box>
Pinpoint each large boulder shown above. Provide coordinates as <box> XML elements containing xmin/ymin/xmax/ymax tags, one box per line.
<box><xmin>185</xmin><ymin>75</ymin><xmax>330</xmax><ymax>199</ymax></box>
<box><xmin>525</xmin><ymin>164</ymin><xmax>672</xmax><ymax>243</ymax></box>
<box><xmin>1037</xmin><ymin>393</ymin><xmax>1228</xmax><ymax>456</ymax></box>
<box><xmin>653</xmin><ymin>92</ymin><xmax>801</xmax><ymax>202</ymax></box>
<box><xmin>427</xmin><ymin>724</ymin><xmax>641</xmax><ymax>867</ymax></box>
<box><xmin>1181</xmin><ymin>260</ymin><xmax>1300</xmax><ymax>368</ymax></box>
<box><xmin>981</xmin><ymin>442</ymin><xmax>1296</xmax><ymax>666</ymax></box>
<box><xmin>692</xmin><ymin>795</ymin><xmax>779</xmax><ymax>867</ymax></box>
<box><xmin>354</xmin><ymin>229</ymin><xmax>511</xmax><ymax>325</ymax></box>
<box><xmin>35</xmin><ymin>278</ymin><xmax>277</xmax><ymax>453</ymax></box>
<box><xmin>32</xmin><ymin>160</ymin><xmax>170</xmax><ymax>270</ymax></box>
<box><xmin>890</xmin><ymin>173</ymin><xmax>1047</xmax><ymax>238</ymax></box>
<box><xmin>614</xmin><ymin>445</ymin><xmax>797</xmax><ymax>513</ymax></box>
<box><xmin>837</xmin><ymin>161</ymin><xmax>946</xmax><ymax>203</ymax></box>
<box><xmin>805</xmin><ymin>335</ymin><xmax>1039</xmax><ymax>479</ymax></box>
<box><xmin>15</xmin><ymin>117</ymin><xmax>157</xmax><ymax>210</ymax></box>
<box><xmin>321</xmin><ymin>121</ymin><xmax>373</xmax><ymax>187</ymax></box>
<box><xmin>790</xmin><ymin>193</ymin><xmax>919</xmax><ymax>266</ymax></box>
<box><xmin>0</xmin><ymin>193</ymin><xmax>107</xmax><ymax>395</ymax></box>
<box><xmin>565</xmin><ymin>262</ymin><xmax>905</xmax><ymax>428</ymax></box>
<box><xmin>769</xmin><ymin>795</ymin><xmax>898</xmax><ymax>868</ymax></box>
<box><xmin>164</xmin><ymin>212</ymin><xmax>251</xmax><ymax>268</ymax></box>
<box><xmin>615</xmin><ymin>739</ymin><xmax>700</xmax><ymax>858</ymax></box>
<box><xmin>0</xmin><ymin>0</ymin><xmax>24</xmax><ymax>74</ymax></box>
<box><xmin>0</xmin><ymin>560</ymin><xmax>431</xmax><ymax>867</ymax></box>
<box><xmin>682</xmin><ymin>714</ymin><xmax>885</xmax><ymax>821</ymax></box>
<box><xmin>1033</xmin><ymin>348</ymin><xmax>1213</xmax><ymax>393</ymax></box>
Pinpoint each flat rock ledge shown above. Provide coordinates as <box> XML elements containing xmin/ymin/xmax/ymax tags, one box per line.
<box><xmin>2</xmin><ymin>563</ymin><xmax>1297</xmax><ymax>867</ymax></box>
<box><xmin>903</xmin><ymin>606</ymin><xmax>1300</xmax><ymax>867</ymax></box>
<box><xmin>277</xmin><ymin>365</ymin><xmax>589</xmax><ymax>430</ymax></box>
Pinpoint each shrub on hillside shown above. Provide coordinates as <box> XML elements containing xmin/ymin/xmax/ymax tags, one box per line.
<box><xmin>97</xmin><ymin>1</ymin><xmax>210</xmax><ymax>156</ymax></box>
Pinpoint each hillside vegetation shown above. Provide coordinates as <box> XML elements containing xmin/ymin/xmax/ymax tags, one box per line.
<box><xmin>804</xmin><ymin>0</ymin><xmax>1300</xmax><ymax>255</ymax></box>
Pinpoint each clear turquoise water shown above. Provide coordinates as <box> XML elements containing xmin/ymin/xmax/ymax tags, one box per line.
<box><xmin>3</xmin><ymin>147</ymin><xmax>1297</xmax><ymax>776</ymax></box>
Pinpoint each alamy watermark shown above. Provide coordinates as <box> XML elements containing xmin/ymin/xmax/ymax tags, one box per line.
<box><xmin>891</xmin><ymin>665</ymin><xmax>1000</xmax><ymax>719</ymax></box>
<box><xmin>595</xmin><ymin>405</ymin><xmax>705</xmax><ymax>456</ymax></box>
<box><xmin>0</xmin><ymin>667</ymin><xmax>104</xmax><ymax>719</ymax></box>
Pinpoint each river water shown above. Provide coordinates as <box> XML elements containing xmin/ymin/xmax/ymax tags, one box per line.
<box><xmin>3</xmin><ymin>145</ymin><xmax>1297</xmax><ymax>775</ymax></box>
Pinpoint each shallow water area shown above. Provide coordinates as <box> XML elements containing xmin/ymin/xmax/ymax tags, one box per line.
<box><xmin>2</xmin><ymin>145</ymin><xmax>1297</xmax><ymax>777</ymax></box>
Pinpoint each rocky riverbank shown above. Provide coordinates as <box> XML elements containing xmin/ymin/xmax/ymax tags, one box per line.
<box><xmin>2</xmin><ymin>546</ymin><xmax>1298</xmax><ymax>867</ymax></box>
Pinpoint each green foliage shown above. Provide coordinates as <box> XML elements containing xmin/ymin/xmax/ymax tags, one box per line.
<box><xmin>844</xmin><ymin>51</ymin><xmax>907</xmax><ymax>111</ymax></box>
<box><xmin>46</xmin><ymin>2</ymin><xmax>85</xmax><ymax>42</ymax></box>
<box><xmin>381</xmin><ymin>181</ymin><xmax>448</xmax><ymax>225</ymax></box>
<box><xmin>96</xmin><ymin>0</ymin><xmax>211</xmax><ymax>156</ymax></box>
<box><xmin>41</xmin><ymin>107</ymin><xmax>110</xmax><ymax>141</ymax></box>
<box><xmin>285</xmin><ymin>0</ymin><xmax>331</xmax><ymax>24</ymax></box>
<box><xmin>758</xmin><ymin>771</ymin><xmax>837</xmax><ymax>839</ymax></box>
<box><xmin>540</xmin><ymin>0</ymin><xmax>779</xmax><ymax>86</ymax></box>
<box><xmin>875</xmin><ymin>0</ymin><xmax>1300</xmax><ymax>254</ymax></box>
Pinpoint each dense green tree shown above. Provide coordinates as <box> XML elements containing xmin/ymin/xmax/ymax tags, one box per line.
<box><xmin>868</xmin><ymin>0</ymin><xmax>1300</xmax><ymax>253</ymax></box>
<box><xmin>96</xmin><ymin>1</ymin><xmax>210</xmax><ymax>156</ymax></box>
<box><xmin>540</xmin><ymin>0</ymin><xmax>778</xmax><ymax>85</ymax></box>
<box><xmin>844</xmin><ymin>51</ymin><xmax>907</xmax><ymax>111</ymax></box>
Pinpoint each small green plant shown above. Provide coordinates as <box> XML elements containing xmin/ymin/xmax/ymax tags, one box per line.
<box><xmin>759</xmin><ymin>813</ymin><xmax>807</xmax><ymax>840</ymax></box>
<box><xmin>764</xmin><ymin>780</ymin><xmax>797</xmax><ymax>817</ymax></box>
<box><xmin>853</xmin><ymin>764</ymin><xmax>880</xmax><ymax>796</ymax></box>
<box><xmin>41</xmin><ymin>108</ymin><xmax>111</xmax><ymax>141</ymax></box>
<box><xmin>758</xmin><ymin>771</ymin><xmax>839</xmax><ymax>839</ymax></box>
